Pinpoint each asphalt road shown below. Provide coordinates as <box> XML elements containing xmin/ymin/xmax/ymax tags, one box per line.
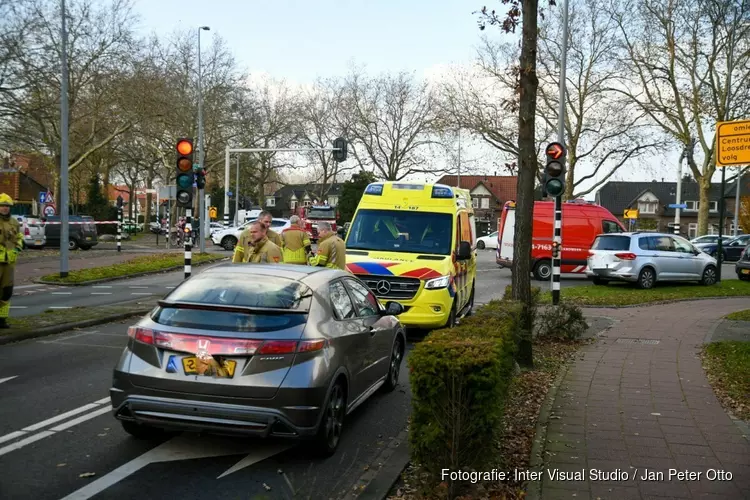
<box><xmin>0</xmin><ymin>319</ymin><xmax>413</xmax><ymax>500</ymax></box>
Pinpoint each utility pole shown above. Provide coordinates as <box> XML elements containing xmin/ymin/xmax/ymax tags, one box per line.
<box><xmin>197</xmin><ymin>26</ymin><xmax>210</xmax><ymax>252</ymax></box>
<box><xmin>734</xmin><ymin>166</ymin><xmax>743</xmax><ymax>236</ymax></box>
<box><xmin>59</xmin><ymin>0</ymin><xmax>70</xmax><ymax>277</ymax></box>
<box><xmin>674</xmin><ymin>148</ymin><xmax>685</xmax><ymax>235</ymax></box>
<box><xmin>234</xmin><ymin>155</ymin><xmax>240</xmax><ymax>225</ymax></box>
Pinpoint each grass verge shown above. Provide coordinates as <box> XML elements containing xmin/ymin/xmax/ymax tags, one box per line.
<box><xmin>39</xmin><ymin>252</ymin><xmax>225</xmax><ymax>284</ymax></box>
<box><xmin>701</xmin><ymin>341</ymin><xmax>750</xmax><ymax>421</ymax></box>
<box><xmin>4</xmin><ymin>301</ymin><xmax>156</xmax><ymax>336</ymax></box>
<box><xmin>388</xmin><ymin>338</ymin><xmax>588</xmax><ymax>500</ymax></box>
<box><xmin>539</xmin><ymin>280</ymin><xmax>750</xmax><ymax>306</ymax></box>
<box><xmin>725</xmin><ymin>309</ymin><xmax>750</xmax><ymax>321</ymax></box>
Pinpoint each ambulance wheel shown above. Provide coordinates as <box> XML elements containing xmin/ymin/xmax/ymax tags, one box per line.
<box><xmin>533</xmin><ymin>260</ymin><xmax>552</xmax><ymax>281</ymax></box>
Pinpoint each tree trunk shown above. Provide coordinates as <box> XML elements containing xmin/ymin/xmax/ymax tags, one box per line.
<box><xmin>698</xmin><ymin>176</ymin><xmax>711</xmax><ymax>236</ymax></box>
<box><xmin>513</xmin><ymin>0</ymin><xmax>540</xmax><ymax>369</ymax></box>
<box><xmin>145</xmin><ymin>176</ymin><xmax>154</xmax><ymax>228</ymax></box>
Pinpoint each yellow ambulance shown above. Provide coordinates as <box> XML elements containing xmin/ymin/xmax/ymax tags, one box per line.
<box><xmin>345</xmin><ymin>182</ymin><xmax>477</xmax><ymax>329</ymax></box>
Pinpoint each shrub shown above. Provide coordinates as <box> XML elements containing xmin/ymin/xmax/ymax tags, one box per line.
<box><xmin>408</xmin><ymin>315</ymin><xmax>517</xmax><ymax>482</ymax></box>
<box><xmin>502</xmin><ymin>284</ymin><xmax>541</xmax><ymax>304</ymax></box>
<box><xmin>535</xmin><ymin>302</ymin><xmax>589</xmax><ymax>340</ymax></box>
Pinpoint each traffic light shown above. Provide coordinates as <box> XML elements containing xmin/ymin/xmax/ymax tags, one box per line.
<box><xmin>543</xmin><ymin>142</ymin><xmax>566</xmax><ymax>198</ymax></box>
<box><xmin>195</xmin><ymin>169</ymin><xmax>206</xmax><ymax>190</ymax></box>
<box><xmin>332</xmin><ymin>137</ymin><xmax>347</xmax><ymax>162</ymax></box>
<box><xmin>176</xmin><ymin>138</ymin><xmax>194</xmax><ymax>207</ymax></box>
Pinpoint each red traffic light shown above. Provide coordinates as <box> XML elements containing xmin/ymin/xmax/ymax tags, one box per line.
<box><xmin>545</xmin><ymin>142</ymin><xmax>565</xmax><ymax>160</ymax></box>
<box><xmin>176</xmin><ymin>139</ymin><xmax>193</xmax><ymax>156</ymax></box>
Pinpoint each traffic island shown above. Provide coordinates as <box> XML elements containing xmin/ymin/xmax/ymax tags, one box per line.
<box><xmin>0</xmin><ymin>298</ymin><xmax>158</xmax><ymax>345</ymax></box>
<box><xmin>35</xmin><ymin>252</ymin><xmax>227</xmax><ymax>285</ymax></box>
<box><xmin>538</xmin><ymin>280</ymin><xmax>750</xmax><ymax>307</ymax></box>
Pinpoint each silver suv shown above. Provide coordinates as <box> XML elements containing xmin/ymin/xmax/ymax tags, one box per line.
<box><xmin>587</xmin><ymin>232</ymin><xmax>717</xmax><ymax>289</ymax></box>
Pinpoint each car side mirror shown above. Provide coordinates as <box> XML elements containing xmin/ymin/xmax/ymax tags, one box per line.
<box><xmin>457</xmin><ymin>240</ymin><xmax>472</xmax><ymax>260</ymax></box>
<box><xmin>384</xmin><ymin>301</ymin><xmax>404</xmax><ymax>316</ymax></box>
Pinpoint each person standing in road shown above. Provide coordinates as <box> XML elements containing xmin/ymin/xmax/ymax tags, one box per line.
<box><xmin>232</xmin><ymin>220</ymin><xmax>283</xmax><ymax>264</ymax></box>
<box><xmin>0</xmin><ymin>194</ymin><xmax>23</xmax><ymax>328</ymax></box>
<box><xmin>258</xmin><ymin>210</ymin><xmax>283</xmax><ymax>248</ymax></box>
<box><xmin>308</xmin><ymin>221</ymin><xmax>346</xmax><ymax>270</ymax></box>
<box><xmin>281</xmin><ymin>215</ymin><xmax>312</xmax><ymax>265</ymax></box>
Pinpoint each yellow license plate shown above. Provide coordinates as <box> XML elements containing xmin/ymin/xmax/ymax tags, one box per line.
<box><xmin>35</xmin><ymin>240</ymin><xmax>41</xmax><ymax>245</ymax></box>
<box><xmin>182</xmin><ymin>357</ymin><xmax>237</xmax><ymax>378</ymax></box>
<box><xmin>742</xmin><ymin>269</ymin><xmax>750</xmax><ymax>274</ymax></box>
<box><xmin>86</xmin><ymin>236</ymin><xmax>92</xmax><ymax>240</ymax></box>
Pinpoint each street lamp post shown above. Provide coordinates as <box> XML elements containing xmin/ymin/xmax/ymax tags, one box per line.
<box><xmin>59</xmin><ymin>0</ymin><xmax>70</xmax><ymax>277</ymax></box>
<box><xmin>197</xmin><ymin>25</ymin><xmax>210</xmax><ymax>253</ymax></box>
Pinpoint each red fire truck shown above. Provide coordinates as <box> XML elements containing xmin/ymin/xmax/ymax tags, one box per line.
<box><xmin>297</xmin><ymin>204</ymin><xmax>338</xmax><ymax>242</ymax></box>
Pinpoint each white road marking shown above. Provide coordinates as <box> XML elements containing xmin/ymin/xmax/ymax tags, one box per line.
<box><xmin>95</xmin><ymin>397</ymin><xmax>111</xmax><ymax>404</ymax></box>
<box><xmin>49</xmin><ymin>306</ymin><xmax>72</xmax><ymax>309</ymax></box>
<box><xmin>9</xmin><ymin>306</ymin><xmax>26</xmax><ymax>309</ymax></box>
<box><xmin>92</xmin><ymin>286</ymin><xmax>112</xmax><ymax>289</ymax></box>
<box><xmin>45</xmin><ymin>342</ymin><xmax>122</xmax><ymax>349</ymax></box>
<box><xmin>49</xmin><ymin>406</ymin><xmax>112</xmax><ymax>431</ymax></box>
<box><xmin>165</xmin><ymin>286</ymin><xmax>176</xmax><ymax>289</ymax></box>
<box><xmin>0</xmin><ymin>430</ymin><xmax>26</xmax><ymax>445</ymax></box>
<box><xmin>59</xmin><ymin>435</ymin><xmax>292</xmax><ymax>500</ymax></box>
<box><xmin>51</xmin><ymin>292</ymin><xmax>72</xmax><ymax>295</ymax></box>
<box><xmin>15</xmin><ymin>284</ymin><xmax>44</xmax><ymax>290</ymax></box>
<box><xmin>0</xmin><ymin>431</ymin><xmax>55</xmax><ymax>456</ymax></box>
<box><xmin>128</xmin><ymin>286</ymin><xmax>148</xmax><ymax>289</ymax></box>
<box><xmin>0</xmin><ymin>376</ymin><xmax>18</xmax><ymax>384</ymax></box>
<box><xmin>22</xmin><ymin>404</ymin><xmax>99</xmax><ymax>432</ymax></box>
<box><xmin>218</xmin><ymin>443</ymin><xmax>294</xmax><ymax>478</ymax></box>
<box><xmin>130</xmin><ymin>292</ymin><xmax>152</xmax><ymax>295</ymax></box>
<box><xmin>90</xmin><ymin>292</ymin><xmax>112</xmax><ymax>295</ymax></box>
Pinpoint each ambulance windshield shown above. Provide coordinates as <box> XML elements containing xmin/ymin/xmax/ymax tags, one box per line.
<box><xmin>347</xmin><ymin>209</ymin><xmax>453</xmax><ymax>255</ymax></box>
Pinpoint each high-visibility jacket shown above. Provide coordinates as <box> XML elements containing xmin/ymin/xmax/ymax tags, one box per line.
<box><xmin>232</xmin><ymin>233</ymin><xmax>283</xmax><ymax>264</ymax></box>
<box><xmin>309</xmin><ymin>233</ymin><xmax>346</xmax><ymax>270</ymax></box>
<box><xmin>267</xmin><ymin>228</ymin><xmax>283</xmax><ymax>248</ymax></box>
<box><xmin>281</xmin><ymin>227</ymin><xmax>311</xmax><ymax>264</ymax></box>
<box><xmin>0</xmin><ymin>215</ymin><xmax>22</xmax><ymax>264</ymax></box>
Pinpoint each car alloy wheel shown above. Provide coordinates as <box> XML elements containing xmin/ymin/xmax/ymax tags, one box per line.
<box><xmin>477</xmin><ymin>240</ymin><xmax>485</xmax><ymax>249</ymax></box>
<box><xmin>324</xmin><ymin>383</ymin><xmax>345</xmax><ymax>451</ymax></box>
<box><xmin>388</xmin><ymin>338</ymin><xmax>403</xmax><ymax>388</ymax></box>
<box><xmin>638</xmin><ymin>268</ymin><xmax>655</xmax><ymax>289</ymax></box>
<box><xmin>701</xmin><ymin>266</ymin><xmax>717</xmax><ymax>285</ymax></box>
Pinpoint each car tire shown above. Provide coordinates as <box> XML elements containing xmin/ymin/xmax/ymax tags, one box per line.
<box><xmin>592</xmin><ymin>276</ymin><xmax>608</xmax><ymax>286</ymax></box>
<box><xmin>444</xmin><ymin>301</ymin><xmax>457</xmax><ymax>328</ymax></box>
<box><xmin>700</xmin><ymin>265</ymin><xmax>717</xmax><ymax>286</ymax></box>
<box><xmin>533</xmin><ymin>260</ymin><xmax>552</xmax><ymax>281</ymax></box>
<box><xmin>221</xmin><ymin>236</ymin><xmax>237</xmax><ymax>251</ymax></box>
<box><xmin>311</xmin><ymin>379</ymin><xmax>347</xmax><ymax>457</ymax></box>
<box><xmin>738</xmin><ymin>273</ymin><xmax>750</xmax><ymax>281</ymax></box>
<box><xmin>68</xmin><ymin>239</ymin><xmax>79</xmax><ymax>251</ymax></box>
<box><xmin>636</xmin><ymin>267</ymin><xmax>656</xmax><ymax>289</ymax></box>
<box><xmin>382</xmin><ymin>335</ymin><xmax>404</xmax><ymax>392</ymax></box>
<box><xmin>120</xmin><ymin>420</ymin><xmax>165</xmax><ymax>440</ymax></box>
<box><xmin>477</xmin><ymin>240</ymin><xmax>485</xmax><ymax>250</ymax></box>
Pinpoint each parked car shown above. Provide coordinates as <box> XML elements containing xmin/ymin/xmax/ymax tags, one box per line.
<box><xmin>42</xmin><ymin>215</ymin><xmax>98</xmax><ymax>250</ymax></box>
<box><xmin>14</xmin><ymin>215</ymin><xmax>46</xmax><ymax>249</ymax></box>
<box><xmin>695</xmin><ymin>234</ymin><xmax>750</xmax><ymax>262</ymax></box>
<box><xmin>209</xmin><ymin>222</ymin><xmax>226</xmax><ymax>235</ymax></box>
<box><xmin>586</xmin><ymin>232</ymin><xmax>717</xmax><ymax>289</ymax></box>
<box><xmin>110</xmin><ymin>263</ymin><xmax>406</xmax><ymax>456</ymax></box>
<box><xmin>690</xmin><ymin>235</ymin><xmax>732</xmax><ymax>245</ymax></box>
<box><xmin>476</xmin><ymin>231</ymin><xmax>498</xmax><ymax>250</ymax></box>
<box><xmin>121</xmin><ymin>219</ymin><xmax>143</xmax><ymax>232</ymax></box>
<box><xmin>497</xmin><ymin>200</ymin><xmax>626</xmax><ymax>280</ymax></box>
<box><xmin>736</xmin><ymin>244</ymin><xmax>750</xmax><ymax>280</ymax></box>
<box><xmin>211</xmin><ymin>218</ymin><xmax>291</xmax><ymax>251</ymax></box>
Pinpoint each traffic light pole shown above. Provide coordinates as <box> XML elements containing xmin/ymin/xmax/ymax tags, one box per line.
<box><xmin>184</xmin><ymin>209</ymin><xmax>192</xmax><ymax>279</ymax></box>
<box><xmin>551</xmin><ymin>0</ymin><xmax>569</xmax><ymax>306</ymax></box>
<box><xmin>223</xmin><ymin>143</ymin><xmax>347</xmax><ymax>231</ymax></box>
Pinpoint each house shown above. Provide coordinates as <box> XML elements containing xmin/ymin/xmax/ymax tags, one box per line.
<box><xmin>0</xmin><ymin>154</ymin><xmax>53</xmax><ymax>215</ymax></box>
<box><xmin>594</xmin><ymin>176</ymin><xmax>749</xmax><ymax>238</ymax></box>
<box><xmin>265</xmin><ymin>183</ymin><xmax>344</xmax><ymax>216</ymax></box>
<box><xmin>435</xmin><ymin>175</ymin><xmax>518</xmax><ymax>233</ymax></box>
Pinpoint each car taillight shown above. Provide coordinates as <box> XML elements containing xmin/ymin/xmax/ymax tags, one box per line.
<box><xmin>614</xmin><ymin>252</ymin><xmax>637</xmax><ymax>260</ymax></box>
<box><xmin>298</xmin><ymin>339</ymin><xmax>326</xmax><ymax>352</ymax></box>
<box><xmin>258</xmin><ymin>340</ymin><xmax>298</xmax><ymax>354</ymax></box>
<box><xmin>587</xmin><ymin>250</ymin><xmax>595</xmax><ymax>257</ymax></box>
<box><xmin>24</xmin><ymin>227</ymin><xmax>30</xmax><ymax>236</ymax></box>
<box><xmin>128</xmin><ymin>326</ymin><xmax>154</xmax><ymax>345</ymax></box>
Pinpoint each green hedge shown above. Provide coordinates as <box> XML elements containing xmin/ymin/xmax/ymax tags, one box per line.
<box><xmin>408</xmin><ymin>302</ymin><xmax>518</xmax><ymax>477</ymax></box>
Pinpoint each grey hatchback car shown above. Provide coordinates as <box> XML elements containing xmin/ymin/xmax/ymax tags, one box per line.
<box><xmin>587</xmin><ymin>232</ymin><xmax>718</xmax><ymax>289</ymax></box>
<box><xmin>110</xmin><ymin>263</ymin><xmax>407</xmax><ymax>456</ymax></box>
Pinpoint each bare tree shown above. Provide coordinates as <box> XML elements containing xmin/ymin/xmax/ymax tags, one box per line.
<box><xmin>342</xmin><ymin>69</ymin><xmax>438</xmax><ymax>181</ymax></box>
<box><xmin>614</xmin><ymin>0</ymin><xmax>750</xmax><ymax>235</ymax></box>
<box><xmin>536</xmin><ymin>0</ymin><xmax>665</xmax><ymax>198</ymax></box>
<box><xmin>297</xmin><ymin>79</ymin><xmax>356</xmax><ymax>200</ymax></box>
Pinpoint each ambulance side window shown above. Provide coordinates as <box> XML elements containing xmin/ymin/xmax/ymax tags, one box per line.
<box><xmin>459</xmin><ymin>212</ymin><xmax>472</xmax><ymax>243</ymax></box>
<box><xmin>455</xmin><ymin>215</ymin><xmax>461</xmax><ymax>252</ymax></box>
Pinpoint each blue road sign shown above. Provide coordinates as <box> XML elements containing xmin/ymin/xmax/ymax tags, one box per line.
<box><xmin>39</xmin><ymin>192</ymin><xmax>46</xmax><ymax>203</ymax></box>
<box><xmin>668</xmin><ymin>203</ymin><xmax>687</xmax><ymax>209</ymax></box>
<box><xmin>227</xmin><ymin>191</ymin><xmax>233</xmax><ymax>197</ymax></box>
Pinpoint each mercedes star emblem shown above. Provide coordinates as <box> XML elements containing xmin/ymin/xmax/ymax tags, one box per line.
<box><xmin>376</xmin><ymin>280</ymin><xmax>391</xmax><ymax>295</ymax></box>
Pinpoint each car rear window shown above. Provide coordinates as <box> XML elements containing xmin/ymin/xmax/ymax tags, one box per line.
<box><xmin>152</xmin><ymin>308</ymin><xmax>307</xmax><ymax>332</ymax></box>
<box><xmin>164</xmin><ymin>273</ymin><xmax>312</xmax><ymax>310</ymax></box>
<box><xmin>591</xmin><ymin>235</ymin><xmax>631</xmax><ymax>251</ymax></box>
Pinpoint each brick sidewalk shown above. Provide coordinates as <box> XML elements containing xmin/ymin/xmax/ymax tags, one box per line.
<box><xmin>540</xmin><ymin>299</ymin><xmax>750</xmax><ymax>500</ymax></box>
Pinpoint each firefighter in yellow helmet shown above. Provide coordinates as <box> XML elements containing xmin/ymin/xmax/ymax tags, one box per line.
<box><xmin>0</xmin><ymin>194</ymin><xmax>23</xmax><ymax>328</ymax></box>
<box><xmin>308</xmin><ymin>221</ymin><xmax>346</xmax><ymax>270</ymax></box>
<box><xmin>280</xmin><ymin>215</ymin><xmax>312</xmax><ymax>264</ymax></box>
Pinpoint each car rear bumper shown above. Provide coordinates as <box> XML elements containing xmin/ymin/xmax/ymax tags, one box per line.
<box><xmin>110</xmin><ymin>371</ymin><xmax>322</xmax><ymax>438</ymax></box>
<box><xmin>586</xmin><ymin>268</ymin><xmax>638</xmax><ymax>282</ymax></box>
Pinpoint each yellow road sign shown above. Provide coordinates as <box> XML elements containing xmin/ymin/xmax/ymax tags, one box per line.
<box><xmin>716</xmin><ymin>119</ymin><xmax>750</xmax><ymax>166</ymax></box>
<box><xmin>624</xmin><ymin>209</ymin><xmax>639</xmax><ymax>219</ymax></box>
<box><xmin>209</xmin><ymin>207</ymin><xmax>217</xmax><ymax>218</ymax></box>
